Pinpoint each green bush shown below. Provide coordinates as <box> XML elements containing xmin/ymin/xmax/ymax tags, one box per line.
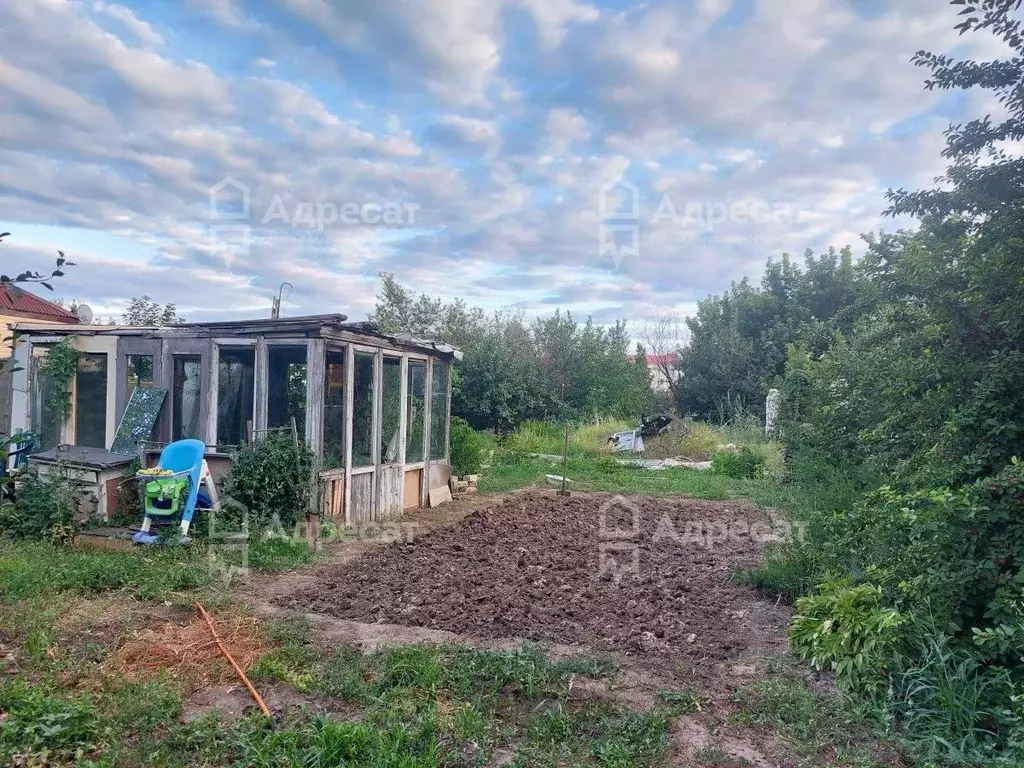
<box><xmin>505</xmin><ymin>420</ymin><xmax>566</xmax><ymax>455</ymax></box>
<box><xmin>643</xmin><ymin>421</ymin><xmax>722</xmax><ymax>460</ymax></box>
<box><xmin>790</xmin><ymin>578</ymin><xmax>905</xmax><ymax>694</ymax></box>
<box><xmin>0</xmin><ymin>466</ymin><xmax>77</xmax><ymax>541</ymax></box>
<box><xmin>710</xmin><ymin>446</ymin><xmax>763</xmax><ymax>478</ymax></box>
<box><xmin>449</xmin><ymin>417</ymin><xmax>484</xmax><ymax>476</ymax></box>
<box><xmin>745</xmin><ymin>441</ymin><xmax>787</xmax><ymax>482</ymax></box>
<box><xmin>222</xmin><ymin>434</ymin><xmax>316</xmax><ymax>531</ymax></box>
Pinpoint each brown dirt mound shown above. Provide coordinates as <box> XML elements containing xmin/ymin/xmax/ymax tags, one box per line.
<box><xmin>281</xmin><ymin>491</ymin><xmax>786</xmax><ymax>663</ymax></box>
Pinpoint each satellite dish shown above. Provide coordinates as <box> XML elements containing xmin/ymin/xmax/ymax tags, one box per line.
<box><xmin>74</xmin><ymin>304</ymin><xmax>94</xmax><ymax>324</ymax></box>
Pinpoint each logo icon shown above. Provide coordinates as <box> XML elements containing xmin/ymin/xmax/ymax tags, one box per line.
<box><xmin>208</xmin><ymin>177</ymin><xmax>251</xmax><ymax>268</ymax></box>
<box><xmin>209</xmin><ymin>176</ymin><xmax>250</xmax><ymax>221</ymax></box>
<box><xmin>598</xmin><ymin>178</ymin><xmax>640</xmax><ymax>268</ymax></box>
<box><xmin>596</xmin><ymin>495</ymin><xmax>643</xmax><ymax>584</ymax></box>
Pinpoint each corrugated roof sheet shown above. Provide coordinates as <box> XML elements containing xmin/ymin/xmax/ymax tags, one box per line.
<box><xmin>0</xmin><ymin>283</ymin><xmax>80</xmax><ymax>322</ymax></box>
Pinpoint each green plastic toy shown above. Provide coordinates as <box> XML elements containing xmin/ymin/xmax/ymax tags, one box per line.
<box><xmin>142</xmin><ymin>475</ymin><xmax>189</xmax><ymax>517</ymax></box>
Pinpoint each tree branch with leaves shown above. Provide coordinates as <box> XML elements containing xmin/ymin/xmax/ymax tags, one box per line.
<box><xmin>0</xmin><ymin>232</ymin><xmax>75</xmax><ymax>377</ymax></box>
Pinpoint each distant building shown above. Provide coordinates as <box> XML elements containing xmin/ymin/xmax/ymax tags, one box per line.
<box><xmin>628</xmin><ymin>353</ymin><xmax>679</xmax><ymax>392</ymax></box>
<box><xmin>0</xmin><ymin>284</ymin><xmax>79</xmax><ymax>356</ymax></box>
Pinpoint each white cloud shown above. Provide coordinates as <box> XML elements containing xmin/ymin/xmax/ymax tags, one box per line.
<box><xmin>0</xmin><ymin>0</ymin><xmax>999</xmax><ymax>325</ymax></box>
<box><xmin>92</xmin><ymin>2</ymin><xmax>164</xmax><ymax>45</ymax></box>
<box><xmin>546</xmin><ymin>108</ymin><xmax>590</xmax><ymax>154</ymax></box>
<box><xmin>513</xmin><ymin>0</ymin><xmax>599</xmax><ymax>47</ymax></box>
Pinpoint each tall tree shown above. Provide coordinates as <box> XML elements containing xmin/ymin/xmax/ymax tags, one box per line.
<box><xmin>121</xmin><ymin>295</ymin><xmax>184</xmax><ymax>325</ymax></box>
<box><xmin>636</xmin><ymin>314</ymin><xmax>687</xmax><ymax>409</ymax></box>
<box><xmin>676</xmin><ymin>248</ymin><xmax>867</xmax><ymax>421</ymax></box>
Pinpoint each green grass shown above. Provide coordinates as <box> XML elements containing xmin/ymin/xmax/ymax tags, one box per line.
<box><xmin>478</xmin><ymin>451</ymin><xmax>769</xmax><ymax>499</ymax></box>
<box><xmin>693</xmin><ymin>746</ymin><xmax>752</xmax><ymax>766</ymax></box>
<box><xmin>0</xmin><ymin>605</ymin><xmax>667</xmax><ymax>768</ymax></box>
<box><xmin>502</xmin><ymin>418</ymin><xmax>636</xmax><ymax>457</ymax></box>
<box><xmin>657</xmin><ymin>688</ymin><xmax>705</xmax><ymax>713</ymax></box>
<box><xmin>0</xmin><ymin>535</ymin><xmax>317</xmax><ymax>604</ymax></box>
<box><xmin>0</xmin><ymin>539</ymin><xmax>209</xmax><ymax>602</ymax></box>
<box><xmin>729</xmin><ymin>663</ymin><xmax>896</xmax><ymax>768</ymax></box>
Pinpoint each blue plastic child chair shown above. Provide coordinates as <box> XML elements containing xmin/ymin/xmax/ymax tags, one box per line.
<box><xmin>132</xmin><ymin>439</ymin><xmax>210</xmax><ymax>545</ymax></box>
<box><xmin>1</xmin><ymin>431</ymin><xmax>34</xmax><ymax>503</ymax></box>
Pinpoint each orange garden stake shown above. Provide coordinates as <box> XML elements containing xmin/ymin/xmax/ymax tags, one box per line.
<box><xmin>195</xmin><ymin>601</ymin><xmax>271</xmax><ymax>717</ymax></box>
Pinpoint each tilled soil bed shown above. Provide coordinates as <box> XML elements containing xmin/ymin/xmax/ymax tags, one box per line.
<box><xmin>282</xmin><ymin>491</ymin><xmax>788</xmax><ymax>664</ymax></box>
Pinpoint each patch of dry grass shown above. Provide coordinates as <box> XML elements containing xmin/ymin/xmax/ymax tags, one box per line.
<box><xmin>644</xmin><ymin>421</ymin><xmax>724</xmax><ymax>460</ymax></box>
<box><xmin>100</xmin><ymin>609</ymin><xmax>271</xmax><ymax>694</ymax></box>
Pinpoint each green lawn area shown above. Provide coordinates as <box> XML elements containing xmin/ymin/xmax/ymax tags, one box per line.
<box><xmin>479</xmin><ymin>451</ymin><xmax>751</xmax><ymax>498</ymax></box>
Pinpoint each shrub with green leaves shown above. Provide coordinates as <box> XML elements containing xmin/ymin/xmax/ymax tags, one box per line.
<box><xmin>222</xmin><ymin>433</ymin><xmax>316</xmax><ymax>531</ymax></box>
<box><xmin>643</xmin><ymin>420</ymin><xmax>723</xmax><ymax>460</ymax></box>
<box><xmin>710</xmin><ymin>446</ymin><xmax>763</xmax><ymax>479</ymax></box>
<box><xmin>0</xmin><ymin>466</ymin><xmax>77</xmax><ymax>541</ymax></box>
<box><xmin>449</xmin><ymin>417</ymin><xmax>484</xmax><ymax>476</ymax></box>
<box><xmin>790</xmin><ymin>578</ymin><xmax>905</xmax><ymax>694</ymax></box>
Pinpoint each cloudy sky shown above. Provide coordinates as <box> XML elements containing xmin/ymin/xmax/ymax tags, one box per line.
<box><xmin>0</xmin><ymin>0</ymin><xmax>1001</xmax><ymax>326</ymax></box>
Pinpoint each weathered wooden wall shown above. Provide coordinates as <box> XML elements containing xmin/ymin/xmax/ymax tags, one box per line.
<box><xmin>350</xmin><ymin>472</ymin><xmax>374</xmax><ymax>523</ymax></box>
<box><xmin>376</xmin><ymin>464</ymin><xmax>403</xmax><ymax>520</ymax></box>
<box><xmin>319</xmin><ymin>467</ymin><xmax>346</xmax><ymax>524</ymax></box>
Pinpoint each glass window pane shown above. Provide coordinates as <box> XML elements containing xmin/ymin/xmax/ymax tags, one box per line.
<box><xmin>268</xmin><ymin>345</ymin><xmax>308</xmax><ymax>440</ymax></box>
<box><xmin>125</xmin><ymin>354</ymin><xmax>154</xmax><ymax>403</ymax></box>
<box><xmin>323</xmin><ymin>350</ymin><xmax>346</xmax><ymax>469</ymax></box>
<box><xmin>429</xmin><ymin>362</ymin><xmax>449</xmax><ymax>459</ymax></box>
<box><xmin>381</xmin><ymin>357</ymin><xmax>402</xmax><ymax>464</ymax></box>
<box><xmin>172</xmin><ymin>355</ymin><xmax>202</xmax><ymax>441</ymax></box>
<box><xmin>352</xmin><ymin>352</ymin><xmax>375</xmax><ymax>467</ymax></box>
<box><xmin>75</xmin><ymin>354</ymin><xmax>108</xmax><ymax>448</ymax></box>
<box><xmin>217</xmin><ymin>347</ymin><xmax>255</xmax><ymax>451</ymax></box>
<box><xmin>32</xmin><ymin>352</ymin><xmax>60</xmax><ymax>452</ymax></box>
<box><xmin>406</xmin><ymin>360</ymin><xmax>426</xmax><ymax>463</ymax></box>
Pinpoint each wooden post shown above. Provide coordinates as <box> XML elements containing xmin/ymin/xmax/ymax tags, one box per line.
<box><xmin>398</xmin><ymin>355</ymin><xmax>408</xmax><ymax>467</ymax></box>
<box><xmin>305</xmin><ymin>338</ymin><xmax>325</xmax><ymax>457</ymax></box>
<box><xmin>343</xmin><ymin>344</ymin><xmax>354</xmax><ymax>526</ymax></box>
<box><xmin>558</xmin><ymin>423</ymin><xmax>571</xmax><ymax>497</ymax></box>
<box><xmin>421</xmin><ymin>357</ymin><xmax>433</xmax><ymax>507</ymax></box>
<box><xmin>371</xmin><ymin>348</ymin><xmax>382</xmax><ymax>521</ymax></box>
<box><xmin>253</xmin><ymin>336</ymin><xmax>268</xmax><ymax>434</ymax></box>
<box><xmin>206</xmin><ymin>341</ymin><xmax>220</xmax><ymax>449</ymax></box>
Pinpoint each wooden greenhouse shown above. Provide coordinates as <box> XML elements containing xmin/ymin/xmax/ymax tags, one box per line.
<box><xmin>8</xmin><ymin>314</ymin><xmax>459</xmax><ymax>523</ymax></box>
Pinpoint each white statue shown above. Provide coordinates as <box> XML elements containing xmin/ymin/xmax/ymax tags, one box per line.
<box><xmin>765</xmin><ymin>388</ymin><xmax>780</xmax><ymax>435</ymax></box>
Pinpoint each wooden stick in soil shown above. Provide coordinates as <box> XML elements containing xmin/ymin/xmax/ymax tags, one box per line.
<box><xmin>558</xmin><ymin>422</ymin><xmax>571</xmax><ymax>497</ymax></box>
<box><xmin>195</xmin><ymin>601</ymin><xmax>271</xmax><ymax>717</ymax></box>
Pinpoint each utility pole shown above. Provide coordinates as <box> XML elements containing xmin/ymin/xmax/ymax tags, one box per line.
<box><xmin>271</xmin><ymin>282</ymin><xmax>292</xmax><ymax>319</ymax></box>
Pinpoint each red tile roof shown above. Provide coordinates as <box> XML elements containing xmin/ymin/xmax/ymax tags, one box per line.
<box><xmin>0</xmin><ymin>283</ymin><xmax>80</xmax><ymax>323</ymax></box>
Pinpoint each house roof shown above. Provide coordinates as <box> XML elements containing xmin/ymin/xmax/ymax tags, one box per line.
<box><xmin>0</xmin><ymin>283</ymin><xmax>79</xmax><ymax>323</ymax></box>
<box><xmin>14</xmin><ymin>313</ymin><xmax>463</xmax><ymax>359</ymax></box>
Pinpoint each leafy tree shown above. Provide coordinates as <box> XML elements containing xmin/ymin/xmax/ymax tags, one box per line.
<box><xmin>676</xmin><ymin>247</ymin><xmax>865</xmax><ymax>421</ymax></box>
<box><xmin>121</xmin><ymin>295</ymin><xmax>184</xmax><ymax>325</ymax></box>
<box><xmin>372</xmin><ymin>274</ymin><xmax>652</xmax><ymax>432</ymax></box>
<box><xmin>370</xmin><ymin>272</ymin><xmax>487</xmax><ymax>351</ymax></box>
<box><xmin>636</xmin><ymin>315</ymin><xmax>686</xmax><ymax>408</ymax></box>
<box><xmin>765</xmin><ymin>5</ymin><xmax>1024</xmax><ymax>759</ymax></box>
